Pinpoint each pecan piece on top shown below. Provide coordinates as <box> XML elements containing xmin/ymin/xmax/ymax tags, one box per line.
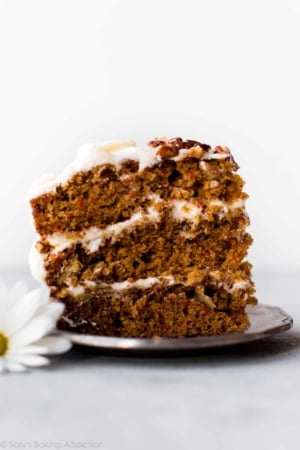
<box><xmin>155</xmin><ymin>144</ymin><xmax>179</xmax><ymax>159</ymax></box>
<box><xmin>148</xmin><ymin>139</ymin><xmax>166</xmax><ymax>148</ymax></box>
<box><xmin>168</xmin><ymin>137</ymin><xmax>184</xmax><ymax>149</ymax></box>
<box><xmin>185</xmin><ymin>140</ymin><xmax>211</xmax><ymax>151</ymax></box>
<box><xmin>188</xmin><ymin>146</ymin><xmax>205</xmax><ymax>158</ymax></box>
<box><xmin>148</xmin><ymin>137</ymin><xmax>211</xmax><ymax>159</ymax></box>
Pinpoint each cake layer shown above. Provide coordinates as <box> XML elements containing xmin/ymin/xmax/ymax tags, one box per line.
<box><xmin>29</xmin><ymin>148</ymin><xmax>243</xmax><ymax>236</ymax></box>
<box><xmin>27</xmin><ymin>138</ymin><xmax>233</xmax><ymax>199</ymax></box>
<box><xmin>57</xmin><ymin>280</ymin><xmax>253</xmax><ymax>337</ymax></box>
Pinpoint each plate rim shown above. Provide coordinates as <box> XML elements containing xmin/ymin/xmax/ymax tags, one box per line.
<box><xmin>55</xmin><ymin>304</ymin><xmax>293</xmax><ymax>352</ymax></box>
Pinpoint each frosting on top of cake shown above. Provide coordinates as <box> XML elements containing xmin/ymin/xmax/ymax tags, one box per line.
<box><xmin>27</xmin><ymin>138</ymin><xmax>233</xmax><ymax>200</ymax></box>
<box><xmin>27</xmin><ymin>140</ymin><xmax>156</xmax><ymax>199</ymax></box>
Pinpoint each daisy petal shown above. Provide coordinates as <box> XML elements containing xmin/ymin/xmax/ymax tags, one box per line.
<box><xmin>9</xmin><ymin>316</ymin><xmax>54</xmax><ymax>348</ymax></box>
<box><xmin>32</xmin><ymin>288</ymin><xmax>52</xmax><ymax>316</ymax></box>
<box><xmin>7</xmin><ymin>281</ymin><xmax>28</xmax><ymax>306</ymax></box>
<box><xmin>0</xmin><ymin>282</ymin><xmax>71</xmax><ymax>374</ymax></box>
<box><xmin>7</xmin><ymin>354</ymin><xmax>49</xmax><ymax>367</ymax></box>
<box><xmin>0</xmin><ymin>280</ymin><xmax>8</xmax><ymax>299</ymax></box>
<box><xmin>0</xmin><ymin>282</ymin><xmax>30</xmax><ymax>329</ymax></box>
<box><xmin>7</xmin><ymin>345</ymin><xmax>47</xmax><ymax>355</ymax></box>
<box><xmin>0</xmin><ymin>281</ymin><xmax>9</xmax><ymax>319</ymax></box>
<box><xmin>35</xmin><ymin>301</ymin><xmax>65</xmax><ymax>323</ymax></box>
<box><xmin>4</xmin><ymin>360</ymin><xmax>27</xmax><ymax>372</ymax></box>
<box><xmin>3</xmin><ymin>289</ymin><xmax>45</xmax><ymax>336</ymax></box>
<box><xmin>35</xmin><ymin>336</ymin><xmax>72</xmax><ymax>354</ymax></box>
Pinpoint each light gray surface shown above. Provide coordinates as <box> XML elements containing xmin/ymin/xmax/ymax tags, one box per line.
<box><xmin>0</xmin><ymin>270</ymin><xmax>299</xmax><ymax>450</ymax></box>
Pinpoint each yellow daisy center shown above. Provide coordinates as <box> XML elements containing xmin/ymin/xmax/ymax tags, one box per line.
<box><xmin>0</xmin><ymin>332</ymin><xmax>8</xmax><ymax>356</ymax></box>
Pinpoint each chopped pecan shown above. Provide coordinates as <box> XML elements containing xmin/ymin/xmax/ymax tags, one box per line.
<box><xmin>148</xmin><ymin>138</ymin><xmax>167</xmax><ymax>148</ymax></box>
<box><xmin>168</xmin><ymin>137</ymin><xmax>184</xmax><ymax>148</ymax></box>
<box><xmin>188</xmin><ymin>146</ymin><xmax>204</xmax><ymax>158</ymax></box>
<box><xmin>155</xmin><ymin>144</ymin><xmax>179</xmax><ymax>159</ymax></box>
<box><xmin>185</xmin><ymin>140</ymin><xmax>211</xmax><ymax>151</ymax></box>
<box><xmin>148</xmin><ymin>137</ymin><xmax>211</xmax><ymax>159</ymax></box>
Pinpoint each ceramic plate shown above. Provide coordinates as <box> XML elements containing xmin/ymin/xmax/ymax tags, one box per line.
<box><xmin>57</xmin><ymin>304</ymin><xmax>293</xmax><ymax>353</ymax></box>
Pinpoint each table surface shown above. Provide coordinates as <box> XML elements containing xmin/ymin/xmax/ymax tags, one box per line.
<box><xmin>0</xmin><ymin>269</ymin><xmax>299</xmax><ymax>450</ymax></box>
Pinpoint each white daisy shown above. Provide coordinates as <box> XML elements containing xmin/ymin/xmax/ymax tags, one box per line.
<box><xmin>0</xmin><ymin>280</ymin><xmax>72</xmax><ymax>373</ymax></box>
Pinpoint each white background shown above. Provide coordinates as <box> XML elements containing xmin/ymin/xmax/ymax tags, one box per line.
<box><xmin>0</xmin><ymin>0</ymin><xmax>299</xmax><ymax>271</ymax></box>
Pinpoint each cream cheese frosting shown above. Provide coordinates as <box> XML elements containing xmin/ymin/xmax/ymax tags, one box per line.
<box><xmin>171</xmin><ymin>200</ymin><xmax>204</xmax><ymax>221</ymax></box>
<box><xmin>64</xmin><ymin>276</ymin><xmax>176</xmax><ymax>297</ymax></box>
<box><xmin>27</xmin><ymin>140</ymin><xmax>157</xmax><ymax>200</ymax></box>
<box><xmin>100</xmin><ymin>276</ymin><xmax>176</xmax><ymax>292</ymax></box>
<box><xmin>29</xmin><ymin>244</ymin><xmax>47</xmax><ymax>283</ymax></box>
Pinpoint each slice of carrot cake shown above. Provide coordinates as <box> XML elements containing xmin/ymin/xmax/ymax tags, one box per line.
<box><xmin>28</xmin><ymin>137</ymin><xmax>256</xmax><ymax>337</ymax></box>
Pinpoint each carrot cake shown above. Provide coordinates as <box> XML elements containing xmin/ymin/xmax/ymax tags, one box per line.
<box><xmin>28</xmin><ymin>137</ymin><xmax>256</xmax><ymax>337</ymax></box>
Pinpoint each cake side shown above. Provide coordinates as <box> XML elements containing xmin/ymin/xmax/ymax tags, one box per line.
<box><xmin>28</xmin><ymin>137</ymin><xmax>256</xmax><ymax>337</ymax></box>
